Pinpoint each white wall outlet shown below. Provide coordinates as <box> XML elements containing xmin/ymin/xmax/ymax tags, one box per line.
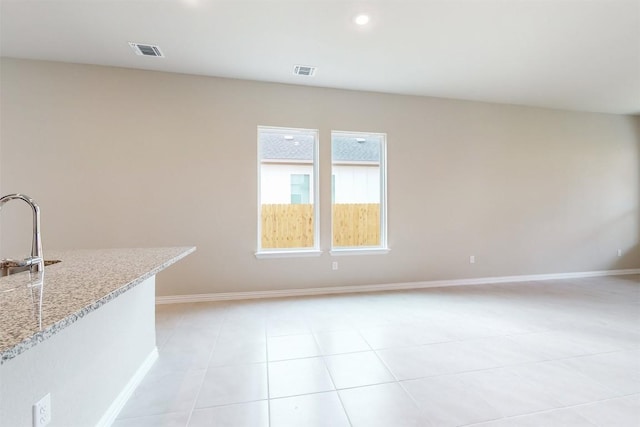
<box><xmin>617</xmin><ymin>249</ymin><xmax>622</xmax><ymax>257</ymax></box>
<box><xmin>470</xmin><ymin>255</ymin><xmax>475</xmax><ymax>264</ymax></box>
<box><xmin>332</xmin><ymin>261</ymin><xmax>338</xmax><ymax>270</ymax></box>
<box><xmin>33</xmin><ymin>393</ymin><xmax>51</xmax><ymax>427</ymax></box>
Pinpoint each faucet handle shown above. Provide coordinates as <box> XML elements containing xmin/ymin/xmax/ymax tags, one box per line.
<box><xmin>0</xmin><ymin>258</ymin><xmax>30</xmax><ymax>268</ymax></box>
<box><xmin>0</xmin><ymin>257</ymin><xmax>42</xmax><ymax>267</ymax></box>
<box><xmin>24</xmin><ymin>256</ymin><xmax>44</xmax><ymax>267</ymax></box>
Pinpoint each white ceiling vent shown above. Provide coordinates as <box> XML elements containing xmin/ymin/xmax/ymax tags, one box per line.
<box><xmin>293</xmin><ymin>65</ymin><xmax>317</xmax><ymax>76</ymax></box>
<box><xmin>128</xmin><ymin>42</ymin><xmax>164</xmax><ymax>57</ymax></box>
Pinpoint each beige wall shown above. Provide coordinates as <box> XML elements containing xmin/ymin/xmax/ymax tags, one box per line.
<box><xmin>1</xmin><ymin>58</ymin><xmax>638</xmax><ymax>296</ymax></box>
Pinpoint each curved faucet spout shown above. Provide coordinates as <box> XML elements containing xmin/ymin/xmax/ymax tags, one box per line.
<box><xmin>0</xmin><ymin>193</ymin><xmax>43</xmax><ymax>273</ymax></box>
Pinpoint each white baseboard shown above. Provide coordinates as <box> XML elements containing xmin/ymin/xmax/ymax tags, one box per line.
<box><xmin>156</xmin><ymin>268</ymin><xmax>640</xmax><ymax>305</ymax></box>
<box><xmin>96</xmin><ymin>347</ymin><xmax>159</xmax><ymax>427</ymax></box>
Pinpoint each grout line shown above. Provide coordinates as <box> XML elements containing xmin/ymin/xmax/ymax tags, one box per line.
<box><xmin>265</xmin><ymin>320</ymin><xmax>272</xmax><ymax>427</ymax></box>
<box><xmin>379</xmin><ymin>345</ymin><xmax>635</xmax><ymax>384</ymax></box>
<box><xmin>310</xmin><ymin>331</ymin><xmax>354</xmax><ymax>427</ymax></box>
<box><xmin>458</xmin><ymin>392</ymin><xmax>640</xmax><ymax>427</ymax></box>
<box><xmin>183</xmin><ymin>311</ymin><xmax>226</xmax><ymax>427</ymax></box>
<box><xmin>171</xmin><ymin>386</ymin><xmax>640</xmax><ymax>413</ymax></box>
<box><xmin>114</xmin><ymin>411</ymin><xmax>192</xmax><ymax>423</ymax></box>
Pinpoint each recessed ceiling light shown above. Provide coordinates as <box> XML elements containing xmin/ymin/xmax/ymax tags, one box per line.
<box><xmin>356</xmin><ymin>138</ymin><xmax>366</xmax><ymax>143</ymax></box>
<box><xmin>284</xmin><ymin>135</ymin><xmax>294</xmax><ymax>140</ymax></box>
<box><xmin>354</xmin><ymin>14</ymin><xmax>370</xmax><ymax>26</ymax></box>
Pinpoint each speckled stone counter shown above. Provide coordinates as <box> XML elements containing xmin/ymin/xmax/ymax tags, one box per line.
<box><xmin>0</xmin><ymin>246</ymin><xmax>195</xmax><ymax>364</ymax></box>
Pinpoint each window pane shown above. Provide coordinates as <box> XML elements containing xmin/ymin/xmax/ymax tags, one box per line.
<box><xmin>290</xmin><ymin>174</ymin><xmax>310</xmax><ymax>204</ymax></box>
<box><xmin>332</xmin><ymin>132</ymin><xmax>386</xmax><ymax>248</ymax></box>
<box><xmin>259</xmin><ymin>127</ymin><xmax>317</xmax><ymax>250</ymax></box>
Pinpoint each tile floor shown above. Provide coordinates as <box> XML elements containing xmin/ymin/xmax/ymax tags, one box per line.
<box><xmin>114</xmin><ymin>275</ymin><xmax>640</xmax><ymax>426</ymax></box>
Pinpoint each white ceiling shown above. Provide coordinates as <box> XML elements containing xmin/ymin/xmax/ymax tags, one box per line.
<box><xmin>1</xmin><ymin>0</ymin><xmax>639</xmax><ymax>114</ymax></box>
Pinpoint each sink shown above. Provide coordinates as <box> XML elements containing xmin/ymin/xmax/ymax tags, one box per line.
<box><xmin>0</xmin><ymin>260</ymin><xmax>61</xmax><ymax>277</ymax></box>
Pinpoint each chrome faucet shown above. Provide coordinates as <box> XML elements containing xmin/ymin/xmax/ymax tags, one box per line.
<box><xmin>0</xmin><ymin>193</ymin><xmax>43</xmax><ymax>275</ymax></box>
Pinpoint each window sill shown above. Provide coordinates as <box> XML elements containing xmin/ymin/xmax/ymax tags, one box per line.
<box><xmin>255</xmin><ymin>249</ymin><xmax>323</xmax><ymax>259</ymax></box>
<box><xmin>330</xmin><ymin>248</ymin><xmax>391</xmax><ymax>256</ymax></box>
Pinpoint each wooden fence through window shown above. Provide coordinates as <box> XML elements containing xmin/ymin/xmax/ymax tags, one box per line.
<box><xmin>261</xmin><ymin>203</ymin><xmax>380</xmax><ymax>249</ymax></box>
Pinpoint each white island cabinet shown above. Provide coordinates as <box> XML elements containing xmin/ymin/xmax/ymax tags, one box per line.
<box><xmin>0</xmin><ymin>247</ymin><xmax>195</xmax><ymax>427</ymax></box>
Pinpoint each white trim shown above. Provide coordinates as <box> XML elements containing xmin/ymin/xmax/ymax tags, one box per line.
<box><xmin>257</xmin><ymin>125</ymin><xmax>320</xmax><ymax>253</ymax></box>
<box><xmin>330</xmin><ymin>130</ymin><xmax>387</xmax><ymax>252</ymax></box>
<box><xmin>330</xmin><ymin>248</ymin><xmax>391</xmax><ymax>256</ymax></box>
<box><xmin>255</xmin><ymin>249</ymin><xmax>323</xmax><ymax>259</ymax></box>
<box><xmin>333</xmin><ymin>160</ymin><xmax>379</xmax><ymax>166</ymax></box>
<box><xmin>156</xmin><ymin>268</ymin><xmax>640</xmax><ymax>304</ymax></box>
<box><xmin>379</xmin><ymin>133</ymin><xmax>387</xmax><ymax>249</ymax></box>
<box><xmin>96</xmin><ymin>347</ymin><xmax>159</xmax><ymax>427</ymax></box>
<box><xmin>262</xmin><ymin>159</ymin><xmax>314</xmax><ymax>165</ymax></box>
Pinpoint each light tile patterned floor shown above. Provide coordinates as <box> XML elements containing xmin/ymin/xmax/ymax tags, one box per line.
<box><xmin>114</xmin><ymin>275</ymin><xmax>640</xmax><ymax>426</ymax></box>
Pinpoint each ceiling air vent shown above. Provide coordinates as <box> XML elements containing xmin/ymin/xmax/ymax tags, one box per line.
<box><xmin>293</xmin><ymin>65</ymin><xmax>317</xmax><ymax>76</ymax></box>
<box><xmin>128</xmin><ymin>42</ymin><xmax>164</xmax><ymax>57</ymax></box>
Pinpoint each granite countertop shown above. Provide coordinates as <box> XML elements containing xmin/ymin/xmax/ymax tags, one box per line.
<box><xmin>0</xmin><ymin>246</ymin><xmax>195</xmax><ymax>364</ymax></box>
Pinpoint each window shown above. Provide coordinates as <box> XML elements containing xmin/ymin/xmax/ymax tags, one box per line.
<box><xmin>331</xmin><ymin>131</ymin><xmax>387</xmax><ymax>250</ymax></box>
<box><xmin>258</xmin><ymin>126</ymin><xmax>319</xmax><ymax>254</ymax></box>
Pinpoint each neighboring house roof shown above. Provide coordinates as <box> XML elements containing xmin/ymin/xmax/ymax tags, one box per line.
<box><xmin>260</xmin><ymin>132</ymin><xmax>381</xmax><ymax>162</ymax></box>
<box><xmin>261</xmin><ymin>133</ymin><xmax>315</xmax><ymax>161</ymax></box>
<box><xmin>332</xmin><ymin>136</ymin><xmax>381</xmax><ymax>162</ymax></box>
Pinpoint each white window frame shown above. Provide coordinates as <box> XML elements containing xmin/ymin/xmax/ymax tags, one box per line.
<box><xmin>330</xmin><ymin>130</ymin><xmax>389</xmax><ymax>255</ymax></box>
<box><xmin>256</xmin><ymin>126</ymin><xmax>321</xmax><ymax>258</ymax></box>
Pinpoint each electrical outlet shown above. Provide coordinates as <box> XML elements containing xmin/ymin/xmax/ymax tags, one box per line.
<box><xmin>33</xmin><ymin>393</ymin><xmax>51</xmax><ymax>427</ymax></box>
<box><xmin>332</xmin><ymin>261</ymin><xmax>338</xmax><ymax>270</ymax></box>
<box><xmin>470</xmin><ymin>255</ymin><xmax>475</xmax><ymax>264</ymax></box>
<box><xmin>617</xmin><ymin>249</ymin><xmax>622</xmax><ymax>257</ymax></box>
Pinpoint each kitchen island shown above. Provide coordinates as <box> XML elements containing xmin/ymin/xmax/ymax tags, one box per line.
<box><xmin>0</xmin><ymin>247</ymin><xmax>195</xmax><ymax>426</ymax></box>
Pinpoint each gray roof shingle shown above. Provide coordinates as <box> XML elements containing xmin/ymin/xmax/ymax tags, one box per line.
<box><xmin>260</xmin><ymin>132</ymin><xmax>381</xmax><ymax>162</ymax></box>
